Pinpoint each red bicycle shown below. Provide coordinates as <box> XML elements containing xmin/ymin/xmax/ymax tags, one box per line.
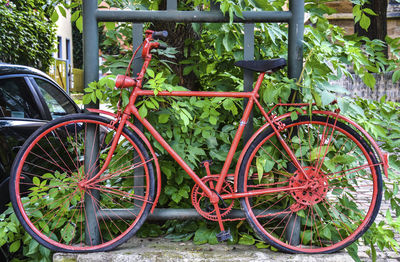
<box><xmin>10</xmin><ymin>30</ymin><xmax>388</xmax><ymax>254</ymax></box>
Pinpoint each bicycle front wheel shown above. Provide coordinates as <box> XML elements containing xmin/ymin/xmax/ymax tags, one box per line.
<box><xmin>10</xmin><ymin>114</ymin><xmax>155</xmax><ymax>252</ymax></box>
<box><xmin>238</xmin><ymin>115</ymin><xmax>382</xmax><ymax>253</ymax></box>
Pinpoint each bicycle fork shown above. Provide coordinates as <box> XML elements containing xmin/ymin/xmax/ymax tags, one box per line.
<box><xmin>83</xmin><ymin>113</ymin><xmax>130</xmax><ymax>186</ymax></box>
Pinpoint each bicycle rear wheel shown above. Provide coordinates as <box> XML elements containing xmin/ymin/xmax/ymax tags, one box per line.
<box><xmin>10</xmin><ymin>114</ymin><xmax>155</xmax><ymax>252</ymax></box>
<box><xmin>238</xmin><ymin>115</ymin><xmax>382</xmax><ymax>253</ymax></box>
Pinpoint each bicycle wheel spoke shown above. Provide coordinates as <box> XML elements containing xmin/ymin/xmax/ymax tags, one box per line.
<box><xmin>11</xmin><ymin>115</ymin><xmax>155</xmax><ymax>252</ymax></box>
<box><xmin>239</xmin><ymin>115</ymin><xmax>382</xmax><ymax>253</ymax></box>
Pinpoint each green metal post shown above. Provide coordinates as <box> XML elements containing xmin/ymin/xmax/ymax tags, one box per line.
<box><xmin>83</xmin><ymin>0</ymin><xmax>100</xmax><ymax>246</ymax></box>
<box><xmin>83</xmin><ymin>0</ymin><xmax>305</xmax><ymax>245</ymax></box>
<box><xmin>287</xmin><ymin>0</ymin><xmax>304</xmax><ymax>246</ymax></box>
<box><xmin>288</xmin><ymin>0</ymin><xmax>305</xmax><ymax>81</ymax></box>
<box><xmin>243</xmin><ymin>23</ymin><xmax>254</xmax><ymax>143</ymax></box>
<box><xmin>133</xmin><ymin>23</ymin><xmax>144</xmax><ymax>207</ymax></box>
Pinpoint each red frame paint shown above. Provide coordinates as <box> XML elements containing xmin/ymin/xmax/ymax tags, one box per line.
<box><xmin>87</xmin><ymin>30</ymin><xmax>388</xmax><ymax>220</ymax></box>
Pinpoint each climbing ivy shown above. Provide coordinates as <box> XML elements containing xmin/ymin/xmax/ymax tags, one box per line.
<box><xmin>1</xmin><ymin>1</ymin><xmax>400</xmax><ymax>261</ymax></box>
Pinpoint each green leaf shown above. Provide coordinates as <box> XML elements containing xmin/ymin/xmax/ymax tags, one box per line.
<box><xmin>105</xmin><ymin>22</ymin><xmax>115</xmax><ymax>30</ymax></box>
<box><xmin>311</xmin><ymin>90</ymin><xmax>322</xmax><ymax>106</ymax></box>
<box><xmin>320</xmin><ymin>91</ymin><xmax>336</xmax><ymax>106</ymax></box>
<box><xmin>9</xmin><ymin>240</ymin><xmax>20</xmax><ymax>253</ymax></box>
<box><xmin>58</xmin><ymin>5</ymin><xmax>67</xmax><ymax>17</ymax></box>
<box><xmin>363</xmin><ymin>8</ymin><xmax>377</xmax><ymax>16</ymax></box>
<box><xmin>71</xmin><ymin>10</ymin><xmax>80</xmax><ymax>22</ymax></box>
<box><xmin>95</xmin><ymin>89</ymin><xmax>102</xmax><ymax>100</ymax></box>
<box><xmin>50</xmin><ymin>11</ymin><xmax>59</xmax><ymax>23</ymax></box>
<box><xmin>193</xmin><ymin>224</ymin><xmax>209</xmax><ymax>245</ymax></box>
<box><xmin>223</xmin><ymin>32</ymin><xmax>235</xmax><ymax>52</ymax></box>
<box><xmin>321</xmin><ymin>226</ymin><xmax>332</xmax><ymax>240</ymax></box>
<box><xmin>171</xmin><ymin>193</ymin><xmax>182</xmax><ymax>203</ymax></box>
<box><xmin>360</xmin><ymin>14</ymin><xmax>371</xmax><ymax>31</ymax></box>
<box><xmin>331</xmin><ymin>155</ymin><xmax>356</xmax><ymax>165</ymax></box>
<box><xmin>147</xmin><ymin>68</ymin><xmax>155</xmax><ymax>78</ymax></box>
<box><xmin>255</xmin><ymin>242</ymin><xmax>269</xmax><ymax>249</ymax></box>
<box><xmin>33</xmin><ymin>177</ymin><xmax>40</xmax><ymax>186</ymax></box>
<box><xmin>164</xmin><ymin>185</ymin><xmax>177</xmax><ymax>195</ymax></box>
<box><xmin>256</xmin><ymin>157</ymin><xmax>266</xmax><ymax>182</ymax></box>
<box><xmin>39</xmin><ymin>245</ymin><xmax>51</xmax><ymax>258</ymax></box>
<box><xmin>138</xmin><ymin>105</ymin><xmax>148</xmax><ymax>118</ymax></box>
<box><xmin>26</xmin><ymin>240</ymin><xmax>39</xmax><ymax>256</ymax></box>
<box><xmin>362</xmin><ymin>72</ymin><xmax>376</xmax><ymax>88</ymax></box>
<box><xmin>178</xmin><ymin>187</ymin><xmax>189</xmax><ymax>199</ymax></box>
<box><xmin>346</xmin><ymin>243</ymin><xmax>361</xmax><ymax>262</ymax></box>
<box><xmin>310</xmin><ymin>146</ymin><xmax>335</xmax><ymax>161</ymax></box>
<box><xmin>238</xmin><ymin>234</ymin><xmax>255</xmax><ymax>245</ymax></box>
<box><xmin>209</xmin><ymin>115</ymin><xmax>217</xmax><ymax>125</ymax></box>
<box><xmin>290</xmin><ymin>111</ymin><xmax>298</xmax><ymax>121</ymax></box>
<box><xmin>301</xmin><ymin>230</ymin><xmax>312</xmax><ymax>245</ymax></box>
<box><xmin>76</xmin><ymin>16</ymin><xmax>83</xmax><ymax>33</ymax></box>
<box><xmin>183</xmin><ymin>66</ymin><xmax>193</xmax><ymax>76</ymax></box>
<box><xmin>61</xmin><ymin>224</ymin><xmax>75</xmax><ymax>243</ymax></box>
<box><xmin>392</xmin><ymin>70</ymin><xmax>400</xmax><ymax>83</ymax></box>
<box><xmin>158</xmin><ymin>113</ymin><xmax>170</xmax><ymax>124</ymax></box>
<box><xmin>394</xmin><ymin>182</ymin><xmax>399</xmax><ymax>196</ymax></box>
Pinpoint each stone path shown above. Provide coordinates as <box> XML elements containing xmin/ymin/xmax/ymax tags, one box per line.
<box><xmin>53</xmin><ymin>236</ymin><xmax>400</xmax><ymax>262</ymax></box>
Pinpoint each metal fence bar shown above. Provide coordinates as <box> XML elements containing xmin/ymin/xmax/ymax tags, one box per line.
<box><xmin>96</xmin><ymin>10</ymin><xmax>292</xmax><ymax>23</ymax></box>
<box><xmin>288</xmin><ymin>0</ymin><xmax>305</xmax><ymax>80</ymax></box>
<box><xmin>84</xmin><ymin>0</ymin><xmax>304</xmax><ymax>245</ymax></box>
<box><xmin>82</xmin><ymin>0</ymin><xmax>100</xmax><ymax>246</ymax></box>
<box><xmin>132</xmin><ymin>23</ymin><xmax>145</xmax><ymax>208</ymax></box>
<box><xmin>97</xmin><ymin>208</ymin><xmax>291</xmax><ymax>221</ymax></box>
<box><xmin>243</xmin><ymin>23</ymin><xmax>255</xmax><ymax>143</ymax></box>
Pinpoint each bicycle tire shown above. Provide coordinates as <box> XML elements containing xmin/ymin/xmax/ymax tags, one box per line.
<box><xmin>238</xmin><ymin>115</ymin><xmax>382</xmax><ymax>253</ymax></box>
<box><xmin>10</xmin><ymin>114</ymin><xmax>155</xmax><ymax>252</ymax></box>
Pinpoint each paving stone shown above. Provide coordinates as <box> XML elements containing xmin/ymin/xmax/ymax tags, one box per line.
<box><xmin>54</xmin><ymin>237</ymin><xmax>356</xmax><ymax>262</ymax></box>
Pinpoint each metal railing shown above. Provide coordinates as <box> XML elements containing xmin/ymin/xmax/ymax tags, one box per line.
<box><xmin>82</xmin><ymin>0</ymin><xmax>304</xmax><ymax>245</ymax></box>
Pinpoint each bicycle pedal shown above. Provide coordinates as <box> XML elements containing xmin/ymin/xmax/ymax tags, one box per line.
<box><xmin>216</xmin><ymin>229</ymin><xmax>232</xmax><ymax>242</ymax></box>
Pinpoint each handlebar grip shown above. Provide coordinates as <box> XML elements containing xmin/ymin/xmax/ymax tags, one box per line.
<box><xmin>152</xmin><ymin>31</ymin><xmax>168</xmax><ymax>39</ymax></box>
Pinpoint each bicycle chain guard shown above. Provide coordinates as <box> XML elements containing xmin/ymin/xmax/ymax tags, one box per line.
<box><xmin>191</xmin><ymin>176</ymin><xmax>234</xmax><ymax>221</ymax></box>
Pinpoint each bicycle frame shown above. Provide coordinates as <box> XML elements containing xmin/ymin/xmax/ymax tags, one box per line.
<box><xmin>88</xmin><ymin>72</ymin><xmax>310</xmax><ymax>204</ymax></box>
<box><xmin>86</xmin><ymin>30</ymin><xmax>389</xmax><ymax>215</ymax></box>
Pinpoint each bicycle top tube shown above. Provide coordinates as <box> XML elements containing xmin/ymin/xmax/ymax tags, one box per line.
<box><xmin>115</xmin><ymin>30</ymin><xmax>286</xmax><ymax>97</ymax></box>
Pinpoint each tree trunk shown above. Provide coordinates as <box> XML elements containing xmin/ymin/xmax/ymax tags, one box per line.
<box><xmin>151</xmin><ymin>1</ymin><xmax>202</xmax><ymax>91</ymax></box>
<box><xmin>354</xmin><ymin>0</ymin><xmax>388</xmax><ymax>56</ymax></box>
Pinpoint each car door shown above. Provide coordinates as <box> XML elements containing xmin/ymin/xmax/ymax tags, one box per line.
<box><xmin>0</xmin><ymin>76</ymin><xmax>47</xmax><ymax>210</ymax></box>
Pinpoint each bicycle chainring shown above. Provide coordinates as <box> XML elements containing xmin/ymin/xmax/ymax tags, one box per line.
<box><xmin>191</xmin><ymin>176</ymin><xmax>234</xmax><ymax>221</ymax></box>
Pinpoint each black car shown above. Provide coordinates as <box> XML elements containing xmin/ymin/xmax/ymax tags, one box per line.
<box><xmin>0</xmin><ymin>63</ymin><xmax>80</xmax><ymax>212</ymax></box>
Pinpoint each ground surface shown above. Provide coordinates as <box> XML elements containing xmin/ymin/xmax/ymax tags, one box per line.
<box><xmin>53</xmin><ymin>236</ymin><xmax>400</xmax><ymax>262</ymax></box>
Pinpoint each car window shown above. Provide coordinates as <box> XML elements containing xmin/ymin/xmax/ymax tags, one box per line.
<box><xmin>33</xmin><ymin>78</ymin><xmax>77</xmax><ymax>119</ymax></box>
<box><xmin>0</xmin><ymin>78</ymin><xmax>40</xmax><ymax>119</ymax></box>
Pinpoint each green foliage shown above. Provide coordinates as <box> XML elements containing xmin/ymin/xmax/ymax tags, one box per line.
<box><xmin>0</xmin><ymin>206</ymin><xmax>51</xmax><ymax>262</ymax></box>
<box><xmin>0</xmin><ymin>0</ymin><xmax>60</xmax><ymax>71</ymax></box>
<box><xmin>81</xmin><ymin>1</ymin><xmax>400</xmax><ymax>260</ymax></box>
<box><xmin>2</xmin><ymin>0</ymin><xmax>400</xmax><ymax>261</ymax></box>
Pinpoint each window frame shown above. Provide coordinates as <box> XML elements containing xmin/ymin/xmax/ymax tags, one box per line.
<box><xmin>28</xmin><ymin>76</ymin><xmax>80</xmax><ymax>120</ymax></box>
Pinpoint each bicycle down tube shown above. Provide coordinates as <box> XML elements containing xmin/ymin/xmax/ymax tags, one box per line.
<box><xmin>103</xmin><ymin>72</ymin><xmax>308</xmax><ymax>202</ymax></box>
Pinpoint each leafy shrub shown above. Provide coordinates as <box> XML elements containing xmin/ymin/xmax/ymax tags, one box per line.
<box><xmin>0</xmin><ymin>0</ymin><xmax>59</xmax><ymax>71</ymax></box>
